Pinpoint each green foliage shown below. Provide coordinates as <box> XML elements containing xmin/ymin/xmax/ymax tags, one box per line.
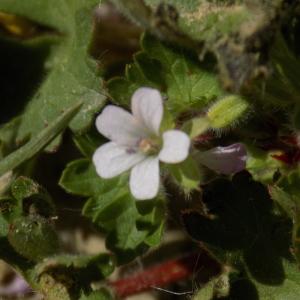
<box><xmin>182</xmin><ymin>116</ymin><xmax>210</xmax><ymax>138</ymax></box>
<box><xmin>60</xmin><ymin>158</ymin><xmax>165</xmax><ymax>263</ymax></box>
<box><xmin>107</xmin><ymin>33</ymin><xmax>223</xmax><ymax>115</ymax></box>
<box><xmin>34</xmin><ymin>252</ymin><xmax>115</xmax><ymax>300</ymax></box>
<box><xmin>0</xmin><ymin>0</ymin><xmax>300</xmax><ymax>298</ymax></box>
<box><xmin>270</xmin><ymin>170</ymin><xmax>300</xmax><ymax>266</ymax></box>
<box><xmin>0</xmin><ymin>176</ymin><xmax>55</xmax><ymax>231</ymax></box>
<box><xmin>0</xmin><ymin>177</ymin><xmax>59</xmax><ymax>262</ymax></box>
<box><xmin>79</xmin><ymin>289</ymin><xmax>114</xmax><ymax>300</ymax></box>
<box><xmin>11</xmin><ymin>176</ymin><xmax>56</xmax><ymax>217</ymax></box>
<box><xmin>35</xmin><ymin>253</ymin><xmax>114</xmax><ymax>280</ymax></box>
<box><xmin>0</xmin><ymin>102</ymin><xmax>82</xmax><ymax>177</ymax></box>
<box><xmin>8</xmin><ymin>215</ymin><xmax>60</xmax><ymax>262</ymax></box>
<box><xmin>0</xmin><ymin>1</ymin><xmax>75</xmax><ymax>31</ymax></box>
<box><xmin>167</xmin><ymin>156</ymin><xmax>202</xmax><ymax>192</ymax></box>
<box><xmin>193</xmin><ymin>281</ymin><xmax>215</xmax><ymax>300</ymax></box>
<box><xmin>0</xmin><ymin>201</ymin><xmax>19</xmax><ymax>237</ymax></box>
<box><xmin>182</xmin><ymin>172</ymin><xmax>298</xmax><ymax>299</ymax></box>
<box><xmin>59</xmin><ymin>158</ymin><xmax>114</xmax><ymax>197</ymax></box>
<box><xmin>73</xmin><ymin>131</ymin><xmax>104</xmax><ymax>158</ymax></box>
<box><xmin>0</xmin><ymin>176</ymin><xmax>115</xmax><ymax>299</ymax></box>
<box><xmin>112</xmin><ymin>0</ymin><xmax>299</xmax><ymax>90</ymax></box>
<box><xmin>245</xmin><ymin>145</ymin><xmax>284</xmax><ymax>185</ymax></box>
<box><xmin>143</xmin><ymin>0</ymin><xmax>251</xmax><ymax>42</ymax></box>
<box><xmin>0</xmin><ymin>0</ymin><xmax>105</xmax><ymax>151</ymax></box>
<box><xmin>222</xmin><ymin>260</ymin><xmax>300</xmax><ymax>300</ymax></box>
<box><xmin>0</xmin><ymin>117</ymin><xmax>21</xmax><ymax>158</ymax></box>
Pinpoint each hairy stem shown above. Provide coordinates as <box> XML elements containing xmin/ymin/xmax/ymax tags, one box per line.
<box><xmin>109</xmin><ymin>251</ymin><xmax>220</xmax><ymax>298</ymax></box>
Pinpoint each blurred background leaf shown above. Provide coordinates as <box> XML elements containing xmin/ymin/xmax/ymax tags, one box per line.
<box><xmin>0</xmin><ymin>0</ymin><xmax>105</xmax><ymax>153</ymax></box>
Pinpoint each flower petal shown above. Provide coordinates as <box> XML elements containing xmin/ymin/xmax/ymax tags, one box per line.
<box><xmin>198</xmin><ymin>143</ymin><xmax>247</xmax><ymax>174</ymax></box>
<box><xmin>93</xmin><ymin>142</ymin><xmax>146</xmax><ymax>178</ymax></box>
<box><xmin>0</xmin><ymin>275</ymin><xmax>31</xmax><ymax>296</ymax></box>
<box><xmin>131</xmin><ymin>87</ymin><xmax>163</xmax><ymax>134</ymax></box>
<box><xmin>159</xmin><ymin>130</ymin><xmax>190</xmax><ymax>163</ymax></box>
<box><xmin>130</xmin><ymin>157</ymin><xmax>160</xmax><ymax>200</ymax></box>
<box><xmin>96</xmin><ymin>105</ymin><xmax>147</xmax><ymax>146</ymax></box>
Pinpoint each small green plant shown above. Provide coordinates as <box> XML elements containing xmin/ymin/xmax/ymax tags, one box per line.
<box><xmin>0</xmin><ymin>0</ymin><xmax>300</xmax><ymax>299</ymax></box>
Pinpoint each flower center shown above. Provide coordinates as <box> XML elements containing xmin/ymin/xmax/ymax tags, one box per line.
<box><xmin>138</xmin><ymin>138</ymin><xmax>159</xmax><ymax>155</ymax></box>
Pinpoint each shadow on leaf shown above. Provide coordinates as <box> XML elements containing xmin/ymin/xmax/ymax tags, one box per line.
<box><xmin>182</xmin><ymin>172</ymin><xmax>292</xmax><ymax>286</ymax></box>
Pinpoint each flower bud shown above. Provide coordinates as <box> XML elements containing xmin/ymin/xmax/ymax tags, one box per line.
<box><xmin>207</xmin><ymin>95</ymin><xmax>249</xmax><ymax>129</ymax></box>
<box><xmin>197</xmin><ymin>143</ymin><xmax>247</xmax><ymax>174</ymax></box>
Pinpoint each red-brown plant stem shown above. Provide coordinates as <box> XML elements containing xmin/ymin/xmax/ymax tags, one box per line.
<box><xmin>109</xmin><ymin>252</ymin><xmax>217</xmax><ymax>298</ymax></box>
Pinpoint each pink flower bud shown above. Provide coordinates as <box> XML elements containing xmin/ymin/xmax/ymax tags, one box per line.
<box><xmin>198</xmin><ymin>143</ymin><xmax>247</xmax><ymax>174</ymax></box>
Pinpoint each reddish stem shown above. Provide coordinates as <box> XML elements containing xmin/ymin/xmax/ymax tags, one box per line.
<box><xmin>109</xmin><ymin>252</ymin><xmax>216</xmax><ymax>298</ymax></box>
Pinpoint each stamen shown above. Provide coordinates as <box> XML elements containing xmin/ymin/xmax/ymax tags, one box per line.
<box><xmin>138</xmin><ymin>138</ymin><xmax>159</xmax><ymax>154</ymax></box>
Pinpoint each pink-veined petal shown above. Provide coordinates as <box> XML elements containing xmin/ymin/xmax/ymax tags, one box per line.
<box><xmin>131</xmin><ymin>87</ymin><xmax>163</xmax><ymax>135</ymax></box>
<box><xmin>159</xmin><ymin>130</ymin><xmax>190</xmax><ymax>163</ymax></box>
<box><xmin>96</xmin><ymin>105</ymin><xmax>147</xmax><ymax>147</ymax></box>
<box><xmin>130</xmin><ymin>157</ymin><xmax>160</xmax><ymax>200</ymax></box>
<box><xmin>93</xmin><ymin>142</ymin><xmax>146</xmax><ymax>178</ymax></box>
<box><xmin>198</xmin><ymin>143</ymin><xmax>247</xmax><ymax>174</ymax></box>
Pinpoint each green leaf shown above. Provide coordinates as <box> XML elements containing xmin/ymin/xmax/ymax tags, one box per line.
<box><xmin>227</xmin><ymin>260</ymin><xmax>300</xmax><ymax>300</ymax></box>
<box><xmin>278</xmin><ymin>170</ymin><xmax>300</xmax><ymax>196</ymax></box>
<box><xmin>8</xmin><ymin>215</ymin><xmax>60</xmax><ymax>262</ymax></box>
<box><xmin>26</xmin><ymin>257</ymin><xmax>113</xmax><ymax>300</ymax></box>
<box><xmin>144</xmin><ymin>220</ymin><xmax>164</xmax><ymax>247</ymax></box>
<box><xmin>0</xmin><ymin>117</ymin><xmax>21</xmax><ymax>158</ymax></box>
<box><xmin>0</xmin><ymin>102</ymin><xmax>81</xmax><ymax>177</ymax></box>
<box><xmin>0</xmin><ymin>197</ymin><xmax>12</xmax><ymax>237</ymax></box>
<box><xmin>271</xmin><ymin>170</ymin><xmax>300</xmax><ymax>266</ymax></box>
<box><xmin>111</xmin><ymin>1</ymin><xmax>298</xmax><ymax>90</ymax></box>
<box><xmin>270</xmin><ymin>185</ymin><xmax>300</xmax><ymax>266</ymax></box>
<box><xmin>0</xmin><ymin>177</ymin><xmax>56</xmax><ymax>239</ymax></box>
<box><xmin>182</xmin><ymin>172</ymin><xmax>297</xmax><ymax>299</ymax></box>
<box><xmin>0</xmin><ymin>176</ymin><xmax>56</xmax><ymax>239</ymax></box>
<box><xmin>167</xmin><ymin>156</ymin><xmax>202</xmax><ymax>192</ymax></box>
<box><xmin>85</xmin><ymin>187</ymin><xmax>164</xmax><ymax>263</ymax></box>
<box><xmin>193</xmin><ymin>280</ymin><xmax>215</xmax><ymax>300</ymax></box>
<box><xmin>0</xmin><ymin>196</ymin><xmax>21</xmax><ymax>226</ymax></box>
<box><xmin>269</xmin><ymin>186</ymin><xmax>296</xmax><ymax>220</ymax></box>
<box><xmin>109</xmin><ymin>0</ymin><xmax>198</xmax><ymax>48</ymax></box>
<box><xmin>142</xmin><ymin>0</ymin><xmax>251</xmax><ymax>44</ymax></box>
<box><xmin>0</xmin><ymin>0</ymin><xmax>106</xmax><ymax>150</ymax></box>
<box><xmin>35</xmin><ymin>253</ymin><xmax>115</xmax><ymax>280</ymax></box>
<box><xmin>59</xmin><ymin>158</ymin><xmax>124</xmax><ymax>197</ymax></box>
<box><xmin>246</xmin><ymin>145</ymin><xmax>284</xmax><ymax>184</ymax></box>
<box><xmin>104</xmin><ymin>197</ymin><xmax>151</xmax><ymax>262</ymax></box>
<box><xmin>38</xmin><ymin>272</ymin><xmax>71</xmax><ymax>300</ymax></box>
<box><xmin>182</xmin><ymin>116</ymin><xmax>210</xmax><ymax>139</ymax></box>
<box><xmin>11</xmin><ymin>176</ymin><xmax>55</xmax><ymax>217</ymax></box>
<box><xmin>109</xmin><ymin>0</ymin><xmax>300</xmax><ymax>117</ymax></box>
<box><xmin>60</xmin><ymin>158</ymin><xmax>165</xmax><ymax>263</ymax></box>
<box><xmin>107</xmin><ymin>33</ymin><xmax>223</xmax><ymax>116</ymax></box>
<box><xmin>0</xmin><ymin>171</ymin><xmax>14</xmax><ymax>196</ymax></box>
<box><xmin>79</xmin><ymin>289</ymin><xmax>114</xmax><ymax>300</ymax></box>
<box><xmin>72</xmin><ymin>130</ymin><xmax>104</xmax><ymax>158</ymax></box>
<box><xmin>0</xmin><ymin>1</ymin><xmax>73</xmax><ymax>31</ymax></box>
<box><xmin>259</xmin><ymin>261</ymin><xmax>300</xmax><ymax>300</ymax></box>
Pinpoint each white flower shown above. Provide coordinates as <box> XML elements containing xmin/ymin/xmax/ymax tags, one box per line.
<box><xmin>93</xmin><ymin>87</ymin><xmax>191</xmax><ymax>200</ymax></box>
